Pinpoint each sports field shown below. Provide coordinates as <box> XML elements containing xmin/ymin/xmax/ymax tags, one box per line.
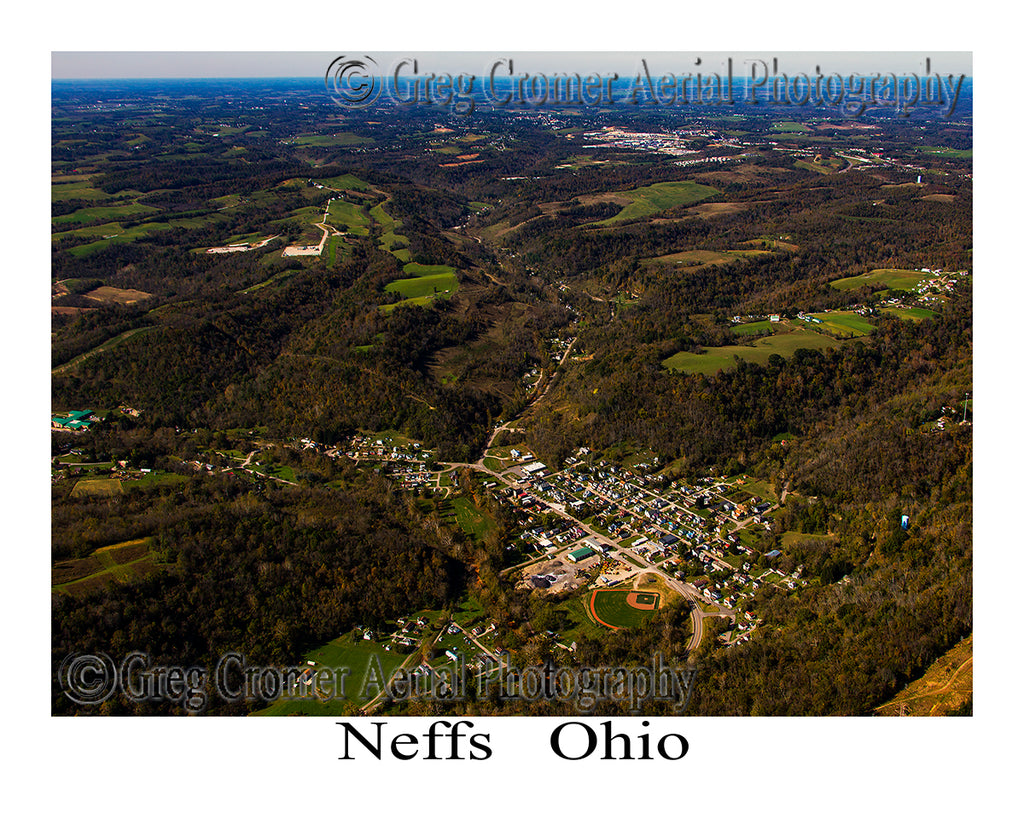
<box><xmin>595</xmin><ymin>180</ymin><xmax>719</xmax><ymax>225</ymax></box>
<box><xmin>589</xmin><ymin>589</ymin><xmax>662</xmax><ymax>630</ymax></box>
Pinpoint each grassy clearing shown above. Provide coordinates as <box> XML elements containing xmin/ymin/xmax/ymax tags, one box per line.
<box><xmin>52</xmin><ymin>201</ymin><xmax>160</xmax><ymax>226</ymax></box>
<box><xmin>315</xmin><ymin>173</ymin><xmax>370</xmax><ymax>191</ymax></box>
<box><xmin>663</xmin><ymin>329</ymin><xmax>841</xmax><ymax>374</ymax></box>
<box><xmin>731</xmin><ymin>320</ymin><xmax>777</xmax><ymax>336</ymax></box>
<box><xmin>293</xmin><ymin>133</ymin><xmax>374</xmax><ymax>147</ymax></box>
<box><xmin>69</xmin><ymin>478</ymin><xmax>123</xmax><ymax>498</ymax></box>
<box><xmin>52</xmin><ymin>537</ymin><xmax>161</xmax><ymax>595</ymax></box>
<box><xmin>798</xmin><ymin>311</ymin><xmax>876</xmax><ymax>337</ymax></box>
<box><xmin>830</xmin><ymin>268</ymin><xmax>929</xmax><ymax>292</ymax></box>
<box><xmin>52</xmin><ymin>326</ymin><xmax>157</xmax><ymax>375</ymax></box>
<box><xmin>781</xmin><ymin>531</ymin><xmax>837</xmax><ymax>548</ymax></box>
<box><xmin>51</xmin><ymin>180</ymin><xmax>111</xmax><ymax>203</ymax></box>
<box><xmin>382</xmin><ymin>263</ymin><xmax>458</xmax><ymax>312</ymax></box>
<box><xmin>326</xmin><ymin>200</ymin><xmax>371</xmax><ymax>235</ymax></box>
<box><xmin>444</xmin><ymin>497</ymin><xmax>496</xmax><ymax>542</ymax></box>
<box><xmin>918</xmin><ymin>146</ymin><xmax>973</xmax><ymax>160</ymax></box>
<box><xmin>771</xmin><ymin>121</ymin><xmax>811</xmax><ymax>132</ymax></box>
<box><xmin>594</xmin><ymin>181</ymin><xmax>719</xmax><ymax>225</ymax></box>
<box><xmin>881</xmin><ymin>306</ymin><xmax>938</xmax><ymax>321</ymax></box>
<box><xmin>59</xmin><ymin>222</ymin><xmax>174</xmax><ymax>257</ymax></box>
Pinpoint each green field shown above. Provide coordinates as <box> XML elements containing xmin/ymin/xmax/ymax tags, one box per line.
<box><xmin>324</xmin><ymin>200</ymin><xmax>371</xmax><ymax>234</ymax></box>
<box><xmin>371</xmin><ymin>202</ymin><xmax>412</xmax><ymax>261</ymax></box>
<box><xmin>315</xmin><ymin>173</ymin><xmax>371</xmax><ymax>191</ymax></box>
<box><xmin>595</xmin><ymin>180</ymin><xmax>719</xmax><ymax>225</ymax></box>
<box><xmin>881</xmin><ymin>306</ymin><xmax>938</xmax><ymax>321</ymax></box>
<box><xmin>589</xmin><ymin>589</ymin><xmax>662</xmax><ymax>629</ymax></box>
<box><xmin>663</xmin><ymin>329</ymin><xmax>841</xmax><ymax>374</ymax></box>
<box><xmin>798</xmin><ymin>311</ymin><xmax>876</xmax><ymax>337</ymax></box>
<box><xmin>771</xmin><ymin>121</ymin><xmax>812</xmax><ymax>132</ymax></box>
<box><xmin>52</xmin><ymin>201</ymin><xmax>160</xmax><ymax>226</ymax></box>
<box><xmin>51</xmin><ymin>179</ymin><xmax>111</xmax><ymax>203</ymax></box>
<box><xmin>293</xmin><ymin>133</ymin><xmax>374</xmax><ymax>147</ymax></box>
<box><xmin>382</xmin><ymin>263</ymin><xmax>458</xmax><ymax>311</ymax></box>
<box><xmin>918</xmin><ymin>146</ymin><xmax>973</xmax><ymax>160</ymax></box>
<box><xmin>56</xmin><ymin>222</ymin><xmax>174</xmax><ymax>256</ymax></box>
<box><xmin>830</xmin><ymin>268</ymin><xmax>928</xmax><ymax>292</ymax></box>
<box><xmin>644</xmin><ymin>248</ymin><xmax>770</xmax><ymax>268</ymax></box>
<box><xmin>444</xmin><ymin>496</ymin><xmax>496</xmax><ymax>541</ymax></box>
<box><xmin>255</xmin><ymin>634</ymin><xmax>409</xmax><ymax>716</ymax></box>
<box><xmin>731</xmin><ymin>320</ymin><xmax>777</xmax><ymax>336</ymax></box>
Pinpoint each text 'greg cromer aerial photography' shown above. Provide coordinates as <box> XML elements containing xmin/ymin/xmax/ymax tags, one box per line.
<box><xmin>51</xmin><ymin>52</ymin><xmax>972</xmax><ymax>719</ymax></box>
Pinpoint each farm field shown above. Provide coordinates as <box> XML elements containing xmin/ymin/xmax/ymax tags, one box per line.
<box><xmin>52</xmin><ymin>201</ymin><xmax>160</xmax><ymax>226</ymax></box>
<box><xmin>881</xmin><ymin>306</ymin><xmax>938</xmax><ymax>321</ymax></box>
<box><xmin>52</xmin><ymin>537</ymin><xmax>161</xmax><ymax>596</ymax></box>
<box><xmin>663</xmin><ymin>329</ymin><xmax>841</xmax><ymax>374</ymax></box>
<box><xmin>82</xmin><ymin>286</ymin><xmax>152</xmax><ymax>304</ymax></box>
<box><xmin>292</xmin><ymin>132</ymin><xmax>374</xmax><ymax>147</ymax></box>
<box><xmin>69</xmin><ymin>477</ymin><xmax>123</xmax><ymax>498</ymax></box>
<box><xmin>54</xmin><ymin>222</ymin><xmax>174</xmax><ymax>256</ymax></box>
<box><xmin>830</xmin><ymin>268</ymin><xmax>929</xmax><ymax>291</ymax></box>
<box><xmin>593</xmin><ymin>180</ymin><xmax>719</xmax><ymax>225</ymax></box>
<box><xmin>797</xmin><ymin>311</ymin><xmax>876</xmax><ymax>337</ymax></box>
<box><xmin>326</xmin><ymin>200</ymin><xmax>371</xmax><ymax>234</ymax></box>
<box><xmin>731</xmin><ymin>320</ymin><xmax>777</xmax><ymax>336</ymax></box>
<box><xmin>315</xmin><ymin>172</ymin><xmax>371</xmax><ymax>191</ymax></box>
<box><xmin>644</xmin><ymin>247</ymin><xmax>772</xmax><ymax>268</ymax></box>
<box><xmin>382</xmin><ymin>263</ymin><xmax>458</xmax><ymax>312</ymax></box>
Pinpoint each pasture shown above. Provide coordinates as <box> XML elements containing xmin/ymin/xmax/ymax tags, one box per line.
<box><xmin>293</xmin><ymin>133</ymin><xmax>373</xmax><ymax>147</ymax></box>
<box><xmin>830</xmin><ymin>268</ymin><xmax>928</xmax><ymax>292</ymax></box>
<box><xmin>326</xmin><ymin>200</ymin><xmax>371</xmax><ymax>235</ymax></box>
<box><xmin>52</xmin><ymin>537</ymin><xmax>160</xmax><ymax>597</ymax></box>
<box><xmin>69</xmin><ymin>478</ymin><xmax>123</xmax><ymax>498</ymax></box>
<box><xmin>798</xmin><ymin>311</ymin><xmax>876</xmax><ymax>337</ymax></box>
<box><xmin>382</xmin><ymin>263</ymin><xmax>458</xmax><ymax>311</ymax></box>
<box><xmin>881</xmin><ymin>306</ymin><xmax>938</xmax><ymax>321</ymax></box>
<box><xmin>594</xmin><ymin>180</ymin><xmax>718</xmax><ymax>225</ymax></box>
<box><xmin>663</xmin><ymin>329</ymin><xmax>840</xmax><ymax>374</ymax></box>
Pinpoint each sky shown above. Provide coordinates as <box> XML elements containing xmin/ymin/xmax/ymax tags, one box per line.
<box><xmin>51</xmin><ymin>51</ymin><xmax>972</xmax><ymax>80</ymax></box>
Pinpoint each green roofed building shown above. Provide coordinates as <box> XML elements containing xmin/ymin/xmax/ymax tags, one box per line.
<box><xmin>51</xmin><ymin>410</ymin><xmax>96</xmax><ymax>431</ymax></box>
<box><xmin>567</xmin><ymin>546</ymin><xmax>597</xmax><ymax>563</ymax></box>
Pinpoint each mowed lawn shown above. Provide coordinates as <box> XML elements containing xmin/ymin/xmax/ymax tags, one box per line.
<box><xmin>255</xmin><ymin>635</ymin><xmax>409</xmax><ymax>715</ymax></box>
<box><xmin>663</xmin><ymin>329</ymin><xmax>840</xmax><ymax>374</ymax></box>
<box><xmin>830</xmin><ymin>268</ymin><xmax>928</xmax><ymax>291</ymax></box>
<box><xmin>595</xmin><ymin>180</ymin><xmax>719</xmax><ymax>225</ymax></box>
